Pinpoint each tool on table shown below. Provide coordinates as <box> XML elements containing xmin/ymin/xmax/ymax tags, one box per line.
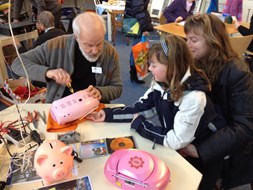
<box><xmin>67</xmin><ymin>83</ymin><xmax>74</xmax><ymax>94</ymax></box>
<box><xmin>26</xmin><ymin>111</ymin><xmax>39</xmax><ymax>129</ymax></box>
<box><xmin>38</xmin><ymin>111</ymin><xmax>47</xmax><ymax>124</ymax></box>
<box><xmin>25</xmin><ymin>111</ymin><xmax>43</xmax><ymax>144</ymax></box>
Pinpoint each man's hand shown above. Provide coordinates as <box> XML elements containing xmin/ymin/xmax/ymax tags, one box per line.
<box><xmin>86</xmin><ymin>85</ymin><xmax>102</xmax><ymax>100</ymax></box>
<box><xmin>86</xmin><ymin>110</ymin><xmax>105</xmax><ymax>121</ymax></box>
<box><xmin>46</xmin><ymin>68</ymin><xmax>71</xmax><ymax>85</ymax></box>
<box><xmin>179</xmin><ymin>144</ymin><xmax>199</xmax><ymax>158</ymax></box>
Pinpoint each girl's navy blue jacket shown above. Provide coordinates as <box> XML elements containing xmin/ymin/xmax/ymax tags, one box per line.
<box><xmin>103</xmin><ymin>68</ymin><xmax>225</xmax><ymax>150</ymax></box>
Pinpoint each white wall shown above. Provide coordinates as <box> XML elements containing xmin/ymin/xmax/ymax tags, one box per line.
<box><xmin>242</xmin><ymin>0</ymin><xmax>253</xmax><ymax>22</ymax></box>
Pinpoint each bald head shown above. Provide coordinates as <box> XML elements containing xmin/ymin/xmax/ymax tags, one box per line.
<box><xmin>72</xmin><ymin>12</ymin><xmax>106</xmax><ymax>62</ymax></box>
<box><xmin>72</xmin><ymin>12</ymin><xmax>106</xmax><ymax>38</ymax></box>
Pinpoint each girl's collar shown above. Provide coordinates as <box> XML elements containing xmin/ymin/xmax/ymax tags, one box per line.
<box><xmin>45</xmin><ymin>27</ymin><xmax>55</xmax><ymax>33</ymax></box>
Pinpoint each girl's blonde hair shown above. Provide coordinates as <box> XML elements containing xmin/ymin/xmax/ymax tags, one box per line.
<box><xmin>148</xmin><ymin>34</ymin><xmax>211</xmax><ymax>101</ymax></box>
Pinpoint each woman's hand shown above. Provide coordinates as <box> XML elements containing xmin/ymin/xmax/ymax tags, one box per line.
<box><xmin>235</xmin><ymin>21</ymin><xmax>241</xmax><ymax>29</ymax></box>
<box><xmin>175</xmin><ymin>16</ymin><xmax>183</xmax><ymax>23</ymax></box>
<box><xmin>179</xmin><ymin>144</ymin><xmax>199</xmax><ymax>158</ymax></box>
<box><xmin>86</xmin><ymin>110</ymin><xmax>106</xmax><ymax>122</ymax></box>
<box><xmin>86</xmin><ymin>85</ymin><xmax>102</xmax><ymax>100</ymax></box>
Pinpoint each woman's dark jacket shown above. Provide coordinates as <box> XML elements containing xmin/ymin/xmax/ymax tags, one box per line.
<box><xmin>238</xmin><ymin>14</ymin><xmax>253</xmax><ymax>52</ymax></box>
<box><xmin>196</xmin><ymin>61</ymin><xmax>253</xmax><ymax>188</ymax></box>
<box><xmin>124</xmin><ymin>0</ymin><xmax>154</xmax><ymax>32</ymax></box>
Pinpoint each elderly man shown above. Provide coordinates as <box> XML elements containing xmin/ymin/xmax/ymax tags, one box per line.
<box><xmin>11</xmin><ymin>12</ymin><xmax>123</xmax><ymax>103</ymax></box>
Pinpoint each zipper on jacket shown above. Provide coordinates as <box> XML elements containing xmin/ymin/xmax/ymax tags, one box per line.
<box><xmin>152</xmin><ymin>138</ymin><xmax>157</xmax><ymax>150</ymax></box>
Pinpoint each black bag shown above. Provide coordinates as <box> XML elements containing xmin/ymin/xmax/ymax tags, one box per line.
<box><xmin>122</xmin><ymin>18</ymin><xmax>141</xmax><ymax>37</ymax></box>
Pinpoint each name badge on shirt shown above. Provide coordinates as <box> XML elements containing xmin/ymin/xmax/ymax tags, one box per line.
<box><xmin>92</xmin><ymin>66</ymin><xmax>102</xmax><ymax>74</ymax></box>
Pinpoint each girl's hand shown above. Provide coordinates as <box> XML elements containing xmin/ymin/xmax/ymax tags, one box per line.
<box><xmin>86</xmin><ymin>110</ymin><xmax>106</xmax><ymax>122</ymax></box>
<box><xmin>131</xmin><ymin>113</ymin><xmax>139</xmax><ymax>124</ymax></box>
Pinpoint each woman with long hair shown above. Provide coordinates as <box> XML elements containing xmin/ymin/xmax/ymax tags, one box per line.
<box><xmin>182</xmin><ymin>14</ymin><xmax>253</xmax><ymax>189</ymax></box>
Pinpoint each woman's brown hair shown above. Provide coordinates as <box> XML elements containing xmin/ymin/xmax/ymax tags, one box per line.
<box><xmin>184</xmin><ymin>14</ymin><xmax>238</xmax><ymax>83</ymax></box>
<box><xmin>148</xmin><ymin>34</ymin><xmax>211</xmax><ymax>101</ymax></box>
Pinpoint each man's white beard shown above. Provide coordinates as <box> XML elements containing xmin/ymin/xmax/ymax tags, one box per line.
<box><xmin>80</xmin><ymin>48</ymin><xmax>101</xmax><ymax>62</ymax></box>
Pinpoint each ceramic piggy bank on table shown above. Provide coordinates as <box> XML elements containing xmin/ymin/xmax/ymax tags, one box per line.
<box><xmin>34</xmin><ymin>139</ymin><xmax>74</xmax><ymax>185</ymax></box>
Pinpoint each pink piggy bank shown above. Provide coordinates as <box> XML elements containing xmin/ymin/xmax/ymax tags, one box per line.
<box><xmin>34</xmin><ymin>139</ymin><xmax>74</xmax><ymax>185</ymax></box>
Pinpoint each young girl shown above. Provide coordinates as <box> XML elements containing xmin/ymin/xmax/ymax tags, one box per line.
<box><xmin>88</xmin><ymin>34</ymin><xmax>225</xmax><ymax>151</ymax></box>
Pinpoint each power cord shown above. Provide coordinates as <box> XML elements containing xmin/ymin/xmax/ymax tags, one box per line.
<box><xmin>7</xmin><ymin>0</ymin><xmax>32</xmax><ymax>105</ymax></box>
<box><xmin>6</xmin><ymin>142</ymin><xmax>39</xmax><ymax>181</ymax></box>
<box><xmin>15</xmin><ymin>104</ymin><xmax>43</xmax><ymax>145</ymax></box>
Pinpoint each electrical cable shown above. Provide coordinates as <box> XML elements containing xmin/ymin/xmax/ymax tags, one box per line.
<box><xmin>1</xmin><ymin>1</ymin><xmax>44</xmax><ymax>184</ymax></box>
<box><xmin>16</xmin><ymin>105</ymin><xmax>43</xmax><ymax>145</ymax></box>
<box><xmin>7</xmin><ymin>0</ymin><xmax>31</xmax><ymax>105</ymax></box>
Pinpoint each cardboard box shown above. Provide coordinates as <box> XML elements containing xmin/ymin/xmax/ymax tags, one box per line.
<box><xmin>1</xmin><ymin>78</ymin><xmax>46</xmax><ymax>104</ymax></box>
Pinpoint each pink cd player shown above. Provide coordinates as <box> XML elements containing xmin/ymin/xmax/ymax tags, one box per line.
<box><xmin>104</xmin><ymin>149</ymin><xmax>171</xmax><ymax>190</ymax></box>
<box><xmin>50</xmin><ymin>90</ymin><xmax>99</xmax><ymax>125</ymax></box>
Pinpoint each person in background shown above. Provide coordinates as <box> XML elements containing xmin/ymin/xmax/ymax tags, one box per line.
<box><xmin>163</xmin><ymin>0</ymin><xmax>195</xmax><ymax>23</ymax></box>
<box><xmin>17</xmin><ymin>11</ymin><xmax>66</xmax><ymax>52</ymax></box>
<box><xmin>0</xmin><ymin>2</ymin><xmax>10</xmax><ymax>23</ymax></box>
<box><xmin>124</xmin><ymin>0</ymin><xmax>154</xmax><ymax>84</ymax></box>
<box><xmin>222</xmin><ymin>0</ymin><xmax>242</xmax><ymax>21</ymax></box>
<box><xmin>88</xmin><ymin>34</ymin><xmax>226</xmax><ymax>164</ymax></box>
<box><xmin>13</xmin><ymin>0</ymin><xmax>62</xmax><ymax>29</ymax></box>
<box><xmin>181</xmin><ymin>14</ymin><xmax>253</xmax><ymax>189</ymax></box>
<box><xmin>235</xmin><ymin>14</ymin><xmax>253</xmax><ymax>53</ymax></box>
<box><xmin>235</xmin><ymin>14</ymin><xmax>253</xmax><ymax>72</ymax></box>
<box><xmin>11</xmin><ymin>12</ymin><xmax>123</xmax><ymax>103</ymax></box>
<box><xmin>15</xmin><ymin>11</ymin><xmax>66</xmax><ymax>88</ymax></box>
<box><xmin>34</xmin><ymin>10</ymin><xmax>66</xmax><ymax>47</ymax></box>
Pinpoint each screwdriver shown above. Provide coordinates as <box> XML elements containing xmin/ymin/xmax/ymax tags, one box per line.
<box><xmin>67</xmin><ymin>83</ymin><xmax>74</xmax><ymax>94</ymax></box>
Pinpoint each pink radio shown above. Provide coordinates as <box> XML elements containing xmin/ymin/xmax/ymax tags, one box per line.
<box><xmin>50</xmin><ymin>90</ymin><xmax>100</xmax><ymax>125</ymax></box>
<box><xmin>104</xmin><ymin>149</ymin><xmax>171</xmax><ymax>190</ymax></box>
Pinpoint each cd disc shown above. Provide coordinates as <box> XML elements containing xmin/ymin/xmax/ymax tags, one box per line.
<box><xmin>110</xmin><ymin>137</ymin><xmax>134</xmax><ymax>151</ymax></box>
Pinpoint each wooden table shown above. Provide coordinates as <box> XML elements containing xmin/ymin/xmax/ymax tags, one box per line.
<box><xmin>96</xmin><ymin>1</ymin><xmax>125</xmax><ymax>42</ymax></box>
<box><xmin>154</xmin><ymin>22</ymin><xmax>238</xmax><ymax>38</ymax></box>
<box><xmin>0</xmin><ymin>30</ymin><xmax>38</xmax><ymax>87</ymax></box>
<box><xmin>1</xmin><ymin>103</ymin><xmax>202</xmax><ymax>190</ymax></box>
